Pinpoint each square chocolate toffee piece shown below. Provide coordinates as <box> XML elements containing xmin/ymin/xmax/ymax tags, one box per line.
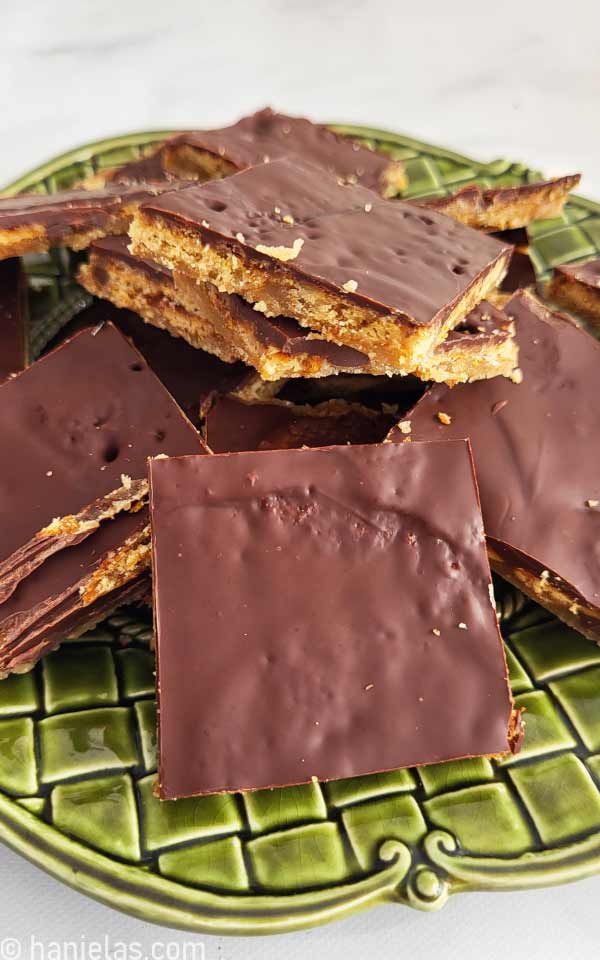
<box><xmin>130</xmin><ymin>159</ymin><xmax>511</xmax><ymax>374</ymax></box>
<box><xmin>0</xmin><ymin>323</ymin><xmax>205</xmax><ymax>676</ymax></box>
<box><xmin>392</xmin><ymin>290</ymin><xmax>600</xmax><ymax>642</ymax></box>
<box><xmin>149</xmin><ymin>442</ymin><xmax>520</xmax><ymax>799</ymax></box>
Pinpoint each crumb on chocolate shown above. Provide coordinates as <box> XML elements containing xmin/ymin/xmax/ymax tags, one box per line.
<box><xmin>398</xmin><ymin>420</ymin><xmax>412</xmax><ymax>435</ymax></box>
<box><xmin>437</xmin><ymin>411</ymin><xmax>452</xmax><ymax>425</ymax></box>
<box><xmin>342</xmin><ymin>280</ymin><xmax>358</xmax><ymax>293</ymax></box>
<box><xmin>255</xmin><ymin>237</ymin><xmax>304</xmax><ymax>262</ymax></box>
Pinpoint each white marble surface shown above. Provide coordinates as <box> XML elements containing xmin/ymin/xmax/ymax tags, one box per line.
<box><xmin>2</xmin><ymin>2</ymin><xmax>600</xmax><ymax>957</ymax></box>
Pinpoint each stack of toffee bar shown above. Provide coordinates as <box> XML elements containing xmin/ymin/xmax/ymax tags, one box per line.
<box><xmin>2</xmin><ymin>107</ymin><xmax>598</xmax><ymax>805</ymax></box>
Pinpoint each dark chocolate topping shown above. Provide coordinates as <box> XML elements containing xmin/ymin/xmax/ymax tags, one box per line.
<box><xmin>500</xmin><ymin>249</ymin><xmax>537</xmax><ymax>293</ymax></box>
<box><xmin>0</xmin><ymin>259</ymin><xmax>27</xmax><ymax>381</ymax></box>
<box><xmin>441</xmin><ymin>300</ymin><xmax>512</xmax><ymax>350</ymax></box>
<box><xmin>557</xmin><ymin>257</ymin><xmax>600</xmax><ymax>287</ymax></box>
<box><xmin>204</xmin><ymin>396</ymin><xmax>394</xmax><ymax>453</ymax></box>
<box><xmin>0</xmin><ymin>322</ymin><xmax>205</xmax><ymax>667</ymax></box>
<box><xmin>141</xmin><ymin>158</ymin><xmax>509</xmax><ymax>325</ymax></box>
<box><xmin>0</xmin><ymin>322</ymin><xmax>205</xmax><ymax>565</ymax></box>
<box><xmin>166</xmin><ymin>108</ymin><xmax>400</xmax><ymax>194</ymax></box>
<box><xmin>90</xmin><ymin>235</ymin><xmax>172</xmax><ymax>282</ymax></box>
<box><xmin>52</xmin><ymin>301</ymin><xmax>249</xmax><ymax>423</ymax></box>
<box><xmin>397</xmin><ymin>290</ymin><xmax>600</xmax><ymax>607</ymax></box>
<box><xmin>104</xmin><ymin>151</ymin><xmax>169</xmax><ymax>186</ymax></box>
<box><xmin>225</xmin><ymin>293</ymin><xmax>368</xmax><ymax>365</ymax></box>
<box><xmin>0</xmin><ymin>182</ymin><xmax>188</xmax><ymax>237</ymax></box>
<box><xmin>150</xmin><ymin>442</ymin><xmax>514</xmax><ymax>798</ymax></box>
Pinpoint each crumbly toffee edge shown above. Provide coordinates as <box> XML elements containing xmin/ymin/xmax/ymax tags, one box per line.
<box><xmin>0</xmin><ymin>573</ymin><xmax>150</xmax><ymax>679</ymax></box>
<box><xmin>174</xmin><ymin>270</ymin><xmax>517</xmax><ymax>383</ymax></box>
<box><xmin>488</xmin><ymin>543</ymin><xmax>600</xmax><ymax>645</ymax></box>
<box><xmin>0</xmin><ymin>212</ymin><xmax>135</xmax><ymax>260</ymax></box>
<box><xmin>0</xmin><ymin>478</ymin><xmax>149</xmax><ymax>607</ymax></box>
<box><xmin>546</xmin><ymin>272</ymin><xmax>600</xmax><ymax>323</ymax></box>
<box><xmin>78</xmin><ymin>255</ymin><xmax>239</xmax><ymax>363</ymax></box>
<box><xmin>129</xmin><ymin>211</ymin><xmax>510</xmax><ymax>371</ymax></box>
<box><xmin>0</xmin><ymin>516</ymin><xmax>152</xmax><ymax>679</ymax></box>
<box><xmin>418</xmin><ymin>174</ymin><xmax>581</xmax><ymax>230</ymax></box>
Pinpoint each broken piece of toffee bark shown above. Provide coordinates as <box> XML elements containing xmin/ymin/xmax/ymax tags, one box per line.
<box><xmin>150</xmin><ymin>441</ymin><xmax>520</xmax><ymax>798</ymax></box>
<box><xmin>78</xmin><ymin>236</ymin><xmax>238</xmax><ymax>362</ymax></box>
<box><xmin>174</xmin><ymin>274</ymin><xmax>517</xmax><ymax>383</ymax></box>
<box><xmin>129</xmin><ymin>159</ymin><xmax>511</xmax><ymax>373</ymax></box>
<box><xmin>0</xmin><ymin>259</ymin><xmax>27</xmax><ymax>381</ymax></box>
<box><xmin>0</xmin><ymin>181</ymin><xmax>190</xmax><ymax>260</ymax></box>
<box><xmin>390</xmin><ymin>290</ymin><xmax>600</xmax><ymax>642</ymax></box>
<box><xmin>203</xmin><ymin>396</ymin><xmax>395</xmax><ymax>452</ymax></box>
<box><xmin>161</xmin><ymin>108</ymin><xmax>406</xmax><ymax>196</ymax></box>
<box><xmin>0</xmin><ymin>323</ymin><xmax>205</xmax><ymax>676</ymax></box>
<box><xmin>547</xmin><ymin>258</ymin><xmax>600</xmax><ymax>326</ymax></box>
<box><xmin>419</xmin><ymin>175</ymin><xmax>580</xmax><ymax>231</ymax></box>
<box><xmin>82</xmin><ymin>236</ymin><xmax>516</xmax><ymax>382</ymax></box>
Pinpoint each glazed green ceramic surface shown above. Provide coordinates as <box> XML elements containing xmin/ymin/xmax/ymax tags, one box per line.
<box><xmin>1</xmin><ymin>128</ymin><xmax>600</xmax><ymax>935</ymax></box>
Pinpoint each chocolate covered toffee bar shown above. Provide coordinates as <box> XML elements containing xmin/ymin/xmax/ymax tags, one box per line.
<box><xmin>0</xmin><ymin>323</ymin><xmax>204</xmax><ymax>676</ymax></box>
<box><xmin>175</xmin><ymin>274</ymin><xmax>518</xmax><ymax>384</ymax></box>
<box><xmin>391</xmin><ymin>290</ymin><xmax>600</xmax><ymax>642</ymax></box>
<box><xmin>161</xmin><ymin>108</ymin><xmax>406</xmax><ymax>196</ymax></box>
<box><xmin>81</xmin><ymin>235</ymin><xmax>516</xmax><ymax>382</ymax></box>
<box><xmin>419</xmin><ymin>175</ymin><xmax>580</xmax><ymax>231</ymax></box>
<box><xmin>203</xmin><ymin>396</ymin><xmax>395</xmax><ymax>452</ymax></box>
<box><xmin>150</xmin><ymin>442</ymin><xmax>521</xmax><ymax>798</ymax></box>
<box><xmin>129</xmin><ymin>159</ymin><xmax>511</xmax><ymax>373</ymax></box>
<box><xmin>0</xmin><ymin>259</ymin><xmax>27</xmax><ymax>381</ymax></box>
<box><xmin>547</xmin><ymin>258</ymin><xmax>600</xmax><ymax>325</ymax></box>
<box><xmin>0</xmin><ymin>182</ymin><xmax>190</xmax><ymax>260</ymax></box>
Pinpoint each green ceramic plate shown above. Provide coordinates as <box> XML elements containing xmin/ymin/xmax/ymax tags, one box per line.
<box><xmin>2</xmin><ymin>126</ymin><xmax>600</xmax><ymax>936</ymax></box>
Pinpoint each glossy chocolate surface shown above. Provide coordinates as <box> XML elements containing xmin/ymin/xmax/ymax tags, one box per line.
<box><xmin>166</xmin><ymin>108</ymin><xmax>400</xmax><ymax>194</ymax></box>
<box><xmin>150</xmin><ymin>442</ymin><xmax>514</xmax><ymax>798</ymax></box>
<box><xmin>203</xmin><ymin>396</ymin><xmax>394</xmax><ymax>453</ymax></box>
<box><xmin>0</xmin><ymin>259</ymin><xmax>27</xmax><ymax>381</ymax></box>
<box><xmin>141</xmin><ymin>158</ymin><xmax>510</xmax><ymax>325</ymax></box>
<box><xmin>395</xmin><ymin>291</ymin><xmax>600</xmax><ymax>607</ymax></box>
